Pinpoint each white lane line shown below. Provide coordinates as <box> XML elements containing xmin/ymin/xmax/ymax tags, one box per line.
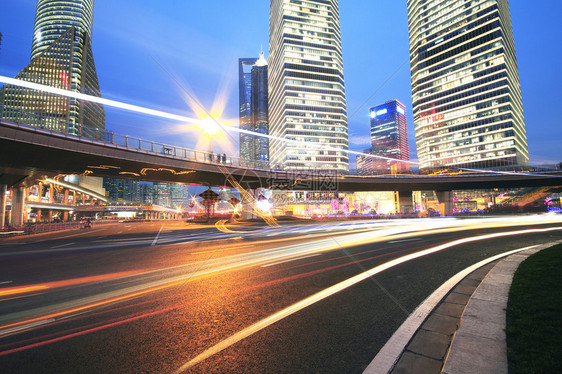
<box><xmin>0</xmin><ymin>281</ymin><xmax>13</xmax><ymax>285</ymax></box>
<box><xmin>261</xmin><ymin>253</ymin><xmax>321</xmax><ymax>267</ymax></box>
<box><xmin>50</xmin><ymin>242</ymin><xmax>75</xmax><ymax>249</ymax></box>
<box><xmin>172</xmin><ymin>226</ymin><xmax>562</xmax><ymax>373</ymax></box>
<box><xmin>152</xmin><ymin>225</ymin><xmax>164</xmax><ymax>246</ymax></box>
<box><xmin>388</xmin><ymin>238</ymin><xmax>421</xmax><ymax>244</ymax></box>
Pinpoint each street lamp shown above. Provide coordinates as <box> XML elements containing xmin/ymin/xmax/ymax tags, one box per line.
<box><xmin>197</xmin><ymin>117</ymin><xmax>222</xmax><ymax>154</ymax></box>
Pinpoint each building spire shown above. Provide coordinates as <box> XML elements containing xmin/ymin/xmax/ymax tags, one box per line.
<box><xmin>255</xmin><ymin>45</ymin><xmax>267</xmax><ymax>67</ymax></box>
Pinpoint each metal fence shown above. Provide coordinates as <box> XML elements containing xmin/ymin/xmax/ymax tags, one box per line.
<box><xmin>1</xmin><ymin>103</ymin><xmax>560</xmax><ymax>176</ymax></box>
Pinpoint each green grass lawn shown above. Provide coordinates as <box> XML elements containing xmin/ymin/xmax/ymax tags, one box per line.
<box><xmin>506</xmin><ymin>243</ymin><xmax>562</xmax><ymax>374</ymax></box>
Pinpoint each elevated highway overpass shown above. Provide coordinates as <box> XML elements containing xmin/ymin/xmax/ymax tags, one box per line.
<box><xmin>2</xmin><ymin>119</ymin><xmax>561</xmax><ymax>193</ymax></box>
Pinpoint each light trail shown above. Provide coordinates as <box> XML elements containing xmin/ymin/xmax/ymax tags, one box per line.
<box><xmin>1</xmin><ymin>75</ymin><xmax>550</xmax><ymax>175</ymax></box>
<box><xmin>1</xmin><ymin>220</ymin><xmax>561</xmax><ymax>357</ymax></box>
<box><xmin>0</xmin><ymin>76</ymin><xmax>198</xmax><ymax>124</ymax></box>
<box><xmin>172</xmin><ymin>226</ymin><xmax>562</xmax><ymax>372</ymax></box>
<box><xmin>0</xmin><ymin>270</ymin><xmax>146</xmax><ymax>299</ymax></box>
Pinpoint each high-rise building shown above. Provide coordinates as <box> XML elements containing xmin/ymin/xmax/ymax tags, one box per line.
<box><xmin>408</xmin><ymin>0</ymin><xmax>528</xmax><ymax>170</ymax></box>
<box><xmin>361</xmin><ymin>100</ymin><xmax>410</xmax><ymax>174</ymax></box>
<box><xmin>239</xmin><ymin>50</ymin><xmax>269</xmax><ymax>163</ymax></box>
<box><xmin>0</xmin><ymin>0</ymin><xmax>104</xmax><ymax>138</ymax></box>
<box><xmin>269</xmin><ymin>0</ymin><xmax>348</xmax><ymax>171</ymax></box>
<box><xmin>239</xmin><ymin>57</ymin><xmax>258</xmax><ymax>161</ymax></box>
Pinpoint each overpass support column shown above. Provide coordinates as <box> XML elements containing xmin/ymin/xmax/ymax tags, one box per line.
<box><xmin>0</xmin><ymin>184</ymin><xmax>7</xmax><ymax>228</ymax></box>
<box><xmin>10</xmin><ymin>187</ymin><xmax>25</xmax><ymax>227</ymax></box>
<box><xmin>436</xmin><ymin>191</ymin><xmax>453</xmax><ymax>216</ymax></box>
<box><xmin>241</xmin><ymin>189</ymin><xmax>257</xmax><ymax>221</ymax></box>
<box><xmin>396</xmin><ymin>191</ymin><xmax>414</xmax><ymax>214</ymax></box>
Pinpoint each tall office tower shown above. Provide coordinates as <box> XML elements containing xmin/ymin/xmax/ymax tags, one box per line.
<box><xmin>367</xmin><ymin>100</ymin><xmax>410</xmax><ymax>174</ymax></box>
<box><xmin>408</xmin><ymin>0</ymin><xmax>528</xmax><ymax>170</ymax></box>
<box><xmin>0</xmin><ymin>0</ymin><xmax>104</xmax><ymax>138</ymax></box>
<box><xmin>239</xmin><ymin>50</ymin><xmax>269</xmax><ymax>162</ymax></box>
<box><xmin>269</xmin><ymin>0</ymin><xmax>348</xmax><ymax>171</ymax></box>
<box><xmin>239</xmin><ymin>58</ymin><xmax>258</xmax><ymax>161</ymax></box>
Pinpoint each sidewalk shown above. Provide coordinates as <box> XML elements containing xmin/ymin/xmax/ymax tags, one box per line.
<box><xmin>364</xmin><ymin>241</ymin><xmax>562</xmax><ymax>374</ymax></box>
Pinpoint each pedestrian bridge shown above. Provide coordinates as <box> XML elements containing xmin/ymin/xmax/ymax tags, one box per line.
<box><xmin>1</xmin><ymin>118</ymin><xmax>561</xmax><ymax>193</ymax></box>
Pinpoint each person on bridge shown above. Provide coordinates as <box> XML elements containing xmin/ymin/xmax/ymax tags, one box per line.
<box><xmin>222</xmin><ymin>153</ymin><xmax>227</xmax><ymax>164</ymax></box>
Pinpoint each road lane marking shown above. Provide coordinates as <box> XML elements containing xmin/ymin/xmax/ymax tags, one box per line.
<box><xmin>0</xmin><ymin>281</ymin><xmax>13</xmax><ymax>285</ymax></box>
<box><xmin>50</xmin><ymin>242</ymin><xmax>75</xmax><ymax>249</ymax></box>
<box><xmin>261</xmin><ymin>253</ymin><xmax>321</xmax><ymax>267</ymax></box>
<box><xmin>152</xmin><ymin>225</ymin><xmax>164</xmax><ymax>246</ymax></box>
<box><xmin>173</xmin><ymin>226</ymin><xmax>562</xmax><ymax>373</ymax></box>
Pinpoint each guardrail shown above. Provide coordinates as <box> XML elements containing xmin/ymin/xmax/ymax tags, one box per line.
<box><xmin>2</xmin><ymin>103</ymin><xmax>561</xmax><ymax>177</ymax></box>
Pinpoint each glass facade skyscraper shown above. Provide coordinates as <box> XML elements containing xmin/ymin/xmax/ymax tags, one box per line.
<box><xmin>239</xmin><ymin>57</ymin><xmax>257</xmax><ymax>161</ymax></box>
<box><xmin>239</xmin><ymin>51</ymin><xmax>269</xmax><ymax>163</ymax></box>
<box><xmin>0</xmin><ymin>0</ymin><xmax>104</xmax><ymax>138</ymax></box>
<box><xmin>269</xmin><ymin>0</ymin><xmax>348</xmax><ymax>171</ymax></box>
<box><xmin>408</xmin><ymin>0</ymin><xmax>528</xmax><ymax>170</ymax></box>
<box><xmin>362</xmin><ymin>100</ymin><xmax>410</xmax><ymax>174</ymax></box>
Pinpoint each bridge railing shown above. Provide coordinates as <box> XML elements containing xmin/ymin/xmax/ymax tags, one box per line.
<box><xmin>2</xmin><ymin>103</ymin><xmax>561</xmax><ymax>177</ymax></box>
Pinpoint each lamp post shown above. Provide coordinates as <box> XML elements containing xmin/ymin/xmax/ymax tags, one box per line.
<box><xmin>198</xmin><ymin>117</ymin><xmax>222</xmax><ymax>155</ymax></box>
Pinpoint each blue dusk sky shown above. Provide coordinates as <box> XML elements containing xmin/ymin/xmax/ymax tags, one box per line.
<box><xmin>0</xmin><ymin>0</ymin><xmax>560</xmax><ymax>165</ymax></box>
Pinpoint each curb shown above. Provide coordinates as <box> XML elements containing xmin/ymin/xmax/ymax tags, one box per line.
<box><xmin>364</xmin><ymin>240</ymin><xmax>562</xmax><ymax>374</ymax></box>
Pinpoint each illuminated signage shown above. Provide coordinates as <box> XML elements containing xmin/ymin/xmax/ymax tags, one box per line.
<box><xmin>397</xmin><ymin>107</ymin><xmax>405</xmax><ymax>115</ymax></box>
<box><xmin>376</xmin><ymin>109</ymin><xmax>388</xmax><ymax>116</ymax></box>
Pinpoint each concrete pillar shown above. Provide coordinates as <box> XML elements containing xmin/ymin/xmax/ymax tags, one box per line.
<box><xmin>47</xmin><ymin>210</ymin><xmax>53</xmax><ymax>222</ymax></box>
<box><xmin>63</xmin><ymin>211</ymin><xmax>69</xmax><ymax>221</ymax></box>
<box><xmin>436</xmin><ymin>191</ymin><xmax>453</xmax><ymax>216</ymax></box>
<box><xmin>396</xmin><ymin>191</ymin><xmax>414</xmax><ymax>214</ymax></box>
<box><xmin>0</xmin><ymin>184</ymin><xmax>7</xmax><ymax>228</ymax></box>
<box><xmin>36</xmin><ymin>209</ymin><xmax>42</xmax><ymax>222</ymax></box>
<box><xmin>10</xmin><ymin>187</ymin><xmax>25</xmax><ymax>227</ymax></box>
<box><xmin>64</xmin><ymin>189</ymin><xmax>69</xmax><ymax>205</ymax></box>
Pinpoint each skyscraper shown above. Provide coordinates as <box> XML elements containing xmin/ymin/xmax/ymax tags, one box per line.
<box><xmin>269</xmin><ymin>0</ymin><xmax>348</xmax><ymax>172</ymax></box>
<box><xmin>239</xmin><ymin>57</ymin><xmax>258</xmax><ymax>161</ymax></box>
<box><xmin>408</xmin><ymin>0</ymin><xmax>528</xmax><ymax>170</ymax></box>
<box><xmin>239</xmin><ymin>50</ymin><xmax>269</xmax><ymax>163</ymax></box>
<box><xmin>358</xmin><ymin>100</ymin><xmax>410</xmax><ymax>174</ymax></box>
<box><xmin>0</xmin><ymin>0</ymin><xmax>104</xmax><ymax>138</ymax></box>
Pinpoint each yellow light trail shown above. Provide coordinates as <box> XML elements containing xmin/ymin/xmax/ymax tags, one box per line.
<box><xmin>0</xmin><ymin>270</ymin><xmax>144</xmax><ymax>299</ymax></box>
<box><xmin>173</xmin><ymin>226</ymin><xmax>562</xmax><ymax>372</ymax></box>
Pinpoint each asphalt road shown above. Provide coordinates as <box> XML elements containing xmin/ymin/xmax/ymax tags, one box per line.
<box><xmin>1</xmin><ymin>214</ymin><xmax>561</xmax><ymax>373</ymax></box>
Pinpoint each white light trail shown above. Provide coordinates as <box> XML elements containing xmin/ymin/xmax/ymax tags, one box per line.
<box><xmin>0</xmin><ymin>75</ymin><xmax>198</xmax><ymax>124</ymax></box>
<box><xmin>173</xmin><ymin>226</ymin><xmax>562</xmax><ymax>372</ymax></box>
<box><xmin>0</xmin><ymin>75</ymin><xmax>553</xmax><ymax>176</ymax></box>
<box><xmin>0</xmin><ymin>75</ymin><xmax>420</xmax><ymax>167</ymax></box>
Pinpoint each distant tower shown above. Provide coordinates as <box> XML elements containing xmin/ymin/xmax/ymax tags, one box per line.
<box><xmin>0</xmin><ymin>0</ymin><xmax>104</xmax><ymax>138</ymax></box>
<box><xmin>269</xmin><ymin>0</ymin><xmax>348</xmax><ymax>171</ymax></box>
<box><xmin>408</xmin><ymin>0</ymin><xmax>528</xmax><ymax>169</ymax></box>
<box><xmin>362</xmin><ymin>100</ymin><xmax>410</xmax><ymax>174</ymax></box>
<box><xmin>239</xmin><ymin>57</ymin><xmax>257</xmax><ymax>161</ymax></box>
<box><xmin>239</xmin><ymin>49</ymin><xmax>269</xmax><ymax>162</ymax></box>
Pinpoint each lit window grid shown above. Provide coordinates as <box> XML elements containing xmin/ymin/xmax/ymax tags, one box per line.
<box><xmin>408</xmin><ymin>0</ymin><xmax>528</xmax><ymax>169</ymax></box>
<box><xmin>269</xmin><ymin>0</ymin><xmax>348</xmax><ymax>170</ymax></box>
